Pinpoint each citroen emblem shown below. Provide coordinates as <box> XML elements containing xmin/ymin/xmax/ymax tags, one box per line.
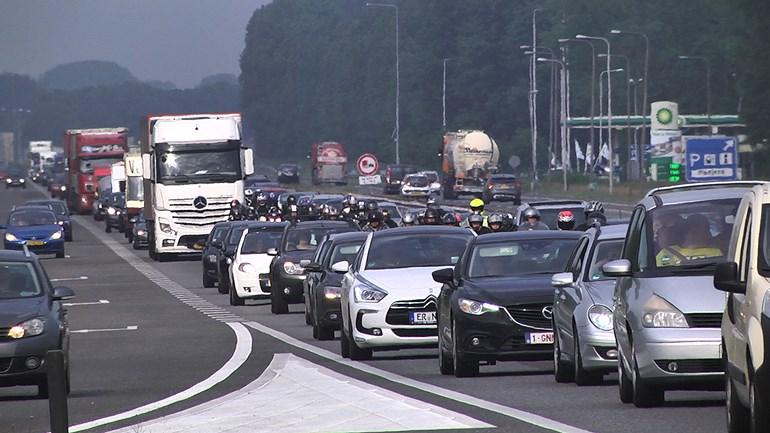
<box><xmin>193</xmin><ymin>196</ymin><xmax>207</xmax><ymax>209</ymax></box>
<box><xmin>541</xmin><ymin>305</ymin><xmax>553</xmax><ymax>320</ymax></box>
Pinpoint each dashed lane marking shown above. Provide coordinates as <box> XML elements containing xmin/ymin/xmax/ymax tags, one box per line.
<box><xmin>63</xmin><ymin>299</ymin><xmax>109</xmax><ymax>307</ymax></box>
<box><xmin>70</xmin><ymin>325</ymin><xmax>138</xmax><ymax>334</ymax></box>
<box><xmin>51</xmin><ymin>275</ymin><xmax>89</xmax><ymax>282</ymax></box>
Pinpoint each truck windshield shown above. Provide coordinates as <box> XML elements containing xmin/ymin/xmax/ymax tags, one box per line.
<box><xmin>157</xmin><ymin>148</ymin><xmax>241</xmax><ymax>183</ymax></box>
<box><xmin>80</xmin><ymin>158</ymin><xmax>120</xmax><ymax>174</ymax></box>
<box><xmin>126</xmin><ymin>176</ymin><xmax>144</xmax><ymax>201</ymax></box>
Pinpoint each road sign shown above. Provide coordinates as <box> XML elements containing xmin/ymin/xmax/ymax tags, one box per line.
<box><xmin>684</xmin><ymin>136</ymin><xmax>738</xmax><ymax>182</ymax></box>
<box><xmin>356</xmin><ymin>153</ymin><xmax>379</xmax><ymax>176</ymax></box>
<box><xmin>358</xmin><ymin>175</ymin><xmax>382</xmax><ymax>185</ymax></box>
<box><xmin>508</xmin><ymin>155</ymin><xmax>521</xmax><ymax>169</ymax></box>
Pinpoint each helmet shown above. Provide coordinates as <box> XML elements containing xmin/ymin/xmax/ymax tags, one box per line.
<box><xmin>402</xmin><ymin>212</ymin><xmax>416</xmax><ymax>225</ymax></box>
<box><xmin>357</xmin><ymin>200</ymin><xmax>367</xmax><ymax>211</ymax></box>
<box><xmin>469</xmin><ymin>198</ymin><xmax>485</xmax><ymax>212</ymax></box>
<box><xmin>426</xmin><ymin>196</ymin><xmax>439</xmax><ymax>208</ymax></box>
<box><xmin>442</xmin><ymin>213</ymin><xmax>458</xmax><ymax>225</ymax></box>
<box><xmin>286</xmin><ymin>195</ymin><xmax>297</xmax><ymax>206</ymax></box>
<box><xmin>244</xmin><ymin>188</ymin><xmax>254</xmax><ymax>197</ymax></box>
<box><xmin>557</xmin><ymin>210</ymin><xmax>576</xmax><ymax>230</ymax></box>
<box><xmin>344</xmin><ymin>194</ymin><xmax>357</xmax><ymax>206</ymax></box>
<box><xmin>230</xmin><ymin>199</ymin><xmax>241</xmax><ymax>209</ymax></box>
<box><xmin>586</xmin><ymin>200</ymin><xmax>605</xmax><ymax>214</ymax></box>
<box><xmin>523</xmin><ymin>207</ymin><xmax>540</xmax><ymax>219</ymax></box>
<box><xmin>367</xmin><ymin>210</ymin><xmax>383</xmax><ymax>223</ymax></box>
<box><xmin>366</xmin><ymin>200</ymin><xmax>379</xmax><ymax>212</ymax></box>
<box><xmin>423</xmin><ymin>208</ymin><xmax>439</xmax><ymax>224</ymax></box>
<box><xmin>468</xmin><ymin>213</ymin><xmax>484</xmax><ymax>225</ymax></box>
<box><xmin>488</xmin><ymin>214</ymin><xmax>503</xmax><ymax>225</ymax></box>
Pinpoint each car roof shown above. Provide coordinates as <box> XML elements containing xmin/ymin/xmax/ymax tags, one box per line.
<box><xmin>327</xmin><ymin>231</ymin><xmax>369</xmax><ymax>243</ymax></box>
<box><xmin>244</xmin><ymin>222</ymin><xmax>289</xmax><ymax>232</ymax></box>
<box><xmin>638</xmin><ymin>186</ymin><xmax>754</xmax><ymax>209</ymax></box>
<box><xmin>523</xmin><ymin>200</ymin><xmax>587</xmax><ymax>209</ymax></box>
<box><xmin>473</xmin><ymin>230</ymin><xmax>582</xmax><ymax>244</ymax></box>
<box><xmin>26</xmin><ymin>199</ymin><xmax>66</xmax><ymax>205</ymax></box>
<box><xmin>584</xmin><ymin>223</ymin><xmax>628</xmax><ymax>240</ymax></box>
<box><xmin>371</xmin><ymin>226</ymin><xmax>473</xmax><ymax>238</ymax></box>
<box><xmin>0</xmin><ymin>250</ymin><xmax>38</xmax><ymax>262</ymax></box>
<box><xmin>289</xmin><ymin>220</ymin><xmax>360</xmax><ymax>229</ymax></box>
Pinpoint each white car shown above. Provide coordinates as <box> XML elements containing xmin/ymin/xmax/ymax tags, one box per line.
<box><xmin>228</xmin><ymin>222</ymin><xmax>287</xmax><ymax>306</ymax></box>
<box><xmin>418</xmin><ymin>170</ymin><xmax>442</xmax><ymax>194</ymax></box>
<box><xmin>335</xmin><ymin>226</ymin><xmax>474</xmax><ymax>360</ymax></box>
<box><xmin>400</xmin><ymin>174</ymin><xmax>432</xmax><ymax>198</ymax></box>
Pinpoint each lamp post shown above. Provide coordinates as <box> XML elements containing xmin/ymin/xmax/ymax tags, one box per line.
<box><xmin>610</xmin><ymin>29</ymin><xmax>650</xmax><ymax>177</ymax></box>
<box><xmin>530</xmin><ymin>8</ymin><xmax>542</xmax><ymax>185</ymax></box>
<box><xmin>598</xmin><ymin>68</ymin><xmax>624</xmax><ymax>177</ymax></box>
<box><xmin>678</xmin><ymin>55</ymin><xmax>712</xmax><ymax>133</ymax></box>
<box><xmin>366</xmin><ymin>2</ymin><xmax>400</xmax><ymax>164</ymax></box>
<box><xmin>537</xmin><ymin>57</ymin><xmax>568</xmax><ymax>192</ymax></box>
<box><xmin>598</xmin><ymin>53</ymin><xmax>633</xmax><ymax>178</ymax></box>
<box><xmin>559</xmin><ymin>38</ymin><xmax>596</xmax><ymax>171</ymax></box>
<box><xmin>523</xmin><ymin>46</ymin><xmax>556</xmax><ymax>173</ymax></box>
<box><xmin>577</xmin><ymin>34</ymin><xmax>614</xmax><ymax>192</ymax></box>
<box><xmin>442</xmin><ymin>57</ymin><xmax>453</xmax><ymax>132</ymax></box>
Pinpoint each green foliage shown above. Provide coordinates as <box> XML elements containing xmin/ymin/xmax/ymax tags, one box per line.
<box><xmin>39</xmin><ymin>60</ymin><xmax>138</xmax><ymax>91</ymax></box>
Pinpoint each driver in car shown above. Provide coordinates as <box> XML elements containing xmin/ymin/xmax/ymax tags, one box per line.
<box><xmin>656</xmin><ymin>213</ymin><xmax>722</xmax><ymax>266</ymax></box>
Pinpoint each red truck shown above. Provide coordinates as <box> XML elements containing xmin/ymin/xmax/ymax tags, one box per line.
<box><xmin>63</xmin><ymin>127</ymin><xmax>129</xmax><ymax>214</ymax></box>
<box><xmin>310</xmin><ymin>141</ymin><xmax>348</xmax><ymax>185</ymax></box>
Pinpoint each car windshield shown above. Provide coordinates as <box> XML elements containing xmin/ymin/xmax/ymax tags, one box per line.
<box><xmin>421</xmin><ymin>172</ymin><xmax>438</xmax><ymax>183</ymax></box>
<box><xmin>110</xmin><ymin>194</ymin><xmax>125</xmax><ymax>206</ymax></box>
<box><xmin>365</xmin><ymin>233</ymin><xmax>470</xmax><ymax>270</ymax></box>
<box><xmin>585</xmin><ymin>239</ymin><xmax>624</xmax><ymax>281</ymax></box>
<box><xmin>328</xmin><ymin>242</ymin><xmax>363</xmax><ymax>267</ymax></box>
<box><xmin>380</xmin><ymin>204</ymin><xmax>401</xmax><ymax>219</ymax></box>
<box><xmin>9</xmin><ymin>210</ymin><xmax>57</xmax><ymax>226</ymax></box>
<box><xmin>240</xmin><ymin>230</ymin><xmax>283</xmax><ymax>254</ymax></box>
<box><xmin>227</xmin><ymin>227</ymin><xmax>248</xmax><ymax>246</ymax></box>
<box><xmin>468</xmin><ymin>239</ymin><xmax>577</xmax><ymax>278</ymax></box>
<box><xmin>157</xmin><ymin>147</ymin><xmax>241</xmax><ymax>182</ymax></box>
<box><xmin>28</xmin><ymin>202</ymin><xmax>66</xmax><ymax>216</ymax></box>
<box><xmin>0</xmin><ymin>262</ymin><xmax>42</xmax><ymax>299</ymax></box>
<box><xmin>404</xmin><ymin>175</ymin><xmax>428</xmax><ymax>187</ymax></box>
<box><xmin>284</xmin><ymin>227</ymin><xmax>346</xmax><ymax>252</ymax></box>
<box><xmin>492</xmin><ymin>175</ymin><xmax>517</xmax><ymax>184</ymax></box>
<box><xmin>210</xmin><ymin>226</ymin><xmax>228</xmax><ymax>244</ymax></box>
<box><xmin>537</xmin><ymin>207</ymin><xmax>586</xmax><ymax>230</ymax></box>
<box><xmin>649</xmin><ymin>198</ymin><xmax>740</xmax><ymax>271</ymax></box>
<box><xmin>126</xmin><ymin>176</ymin><xmax>144</xmax><ymax>201</ymax></box>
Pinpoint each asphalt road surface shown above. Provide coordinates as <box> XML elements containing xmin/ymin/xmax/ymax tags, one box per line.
<box><xmin>0</xmin><ymin>185</ymin><xmax>724</xmax><ymax>433</ymax></box>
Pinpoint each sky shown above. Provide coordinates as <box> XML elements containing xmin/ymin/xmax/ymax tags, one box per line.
<box><xmin>0</xmin><ymin>0</ymin><xmax>272</xmax><ymax>88</ymax></box>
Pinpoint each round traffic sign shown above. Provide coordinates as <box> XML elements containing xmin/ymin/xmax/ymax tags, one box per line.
<box><xmin>356</xmin><ymin>153</ymin><xmax>379</xmax><ymax>176</ymax></box>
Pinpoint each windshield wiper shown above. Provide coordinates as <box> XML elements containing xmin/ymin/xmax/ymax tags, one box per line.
<box><xmin>669</xmin><ymin>262</ymin><xmax>718</xmax><ymax>273</ymax></box>
<box><xmin>164</xmin><ymin>174</ymin><xmax>192</xmax><ymax>184</ymax></box>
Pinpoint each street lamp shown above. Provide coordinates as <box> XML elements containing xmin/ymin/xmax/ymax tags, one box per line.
<box><xmin>577</xmin><ymin>34</ymin><xmax>614</xmax><ymax>193</ymax></box>
<box><xmin>538</xmin><ymin>57</ymin><xmax>568</xmax><ymax>192</ymax></box>
<box><xmin>598</xmin><ymin>68</ymin><xmax>624</xmax><ymax>176</ymax></box>
<box><xmin>559</xmin><ymin>38</ymin><xmax>596</xmax><ymax>172</ymax></box>
<box><xmin>524</xmin><ymin>46</ymin><xmax>557</xmax><ymax>170</ymax></box>
<box><xmin>610</xmin><ymin>29</ymin><xmax>650</xmax><ymax>177</ymax></box>
<box><xmin>678</xmin><ymin>55</ymin><xmax>712</xmax><ymax>133</ymax></box>
<box><xmin>530</xmin><ymin>8</ymin><xmax>543</xmax><ymax>185</ymax></box>
<box><xmin>366</xmin><ymin>2</ymin><xmax>400</xmax><ymax>164</ymax></box>
<box><xmin>598</xmin><ymin>53</ymin><xmax>633</xmax><ymax>177</ymax></box>
<box><xmin>442</xmin><ymin>57</ymin><xmax>452</xmax><ymax>132</ymax></box>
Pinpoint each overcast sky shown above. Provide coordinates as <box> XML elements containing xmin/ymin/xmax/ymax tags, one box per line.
<box><xmin>0</xmin><ymin>0</ymin><xmax>271</xmax><ymax>88</ymax></box>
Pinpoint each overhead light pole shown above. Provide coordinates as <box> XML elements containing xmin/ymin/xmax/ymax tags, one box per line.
<box><xmin>537</xmin><ymin>57</ymin><xmax>568</xmax><ymax>192</ymax></box>
<box><xmin>577</xmin><ymin>34</ymin><xmax>614</xmax><ymax>193</ymax></box>
<box><xmin>523</xmin><ymin>46</ymin><xmax>556</xmax><ymax>174</ymax></box>
<box><xmin>678</xmin><ymin>55</ymin><xmax>712</xmax><ymax>133</ymax></box>
<box><xmin>442</xmin><ymin>57</ymin><xmax>453</xmax><ymax>132</ymax></box>
<box><xmin>598</xmin><ymin>68</ymin><xmax>624</xmax><ymax>178</ymax></box>
<box><xmin>366</xmin><ymin>2</ymin><xmax>400</xmax><ymax>164</ymax></box>
<box><xmin>599</xmin><ymin>53</ymin><xmax>634</xmax><ymax>178</ymax></box>
<box><xmin>530</xmin><ymin>8</ymin><xmax>543</xmax><ymax>186</ymax></box>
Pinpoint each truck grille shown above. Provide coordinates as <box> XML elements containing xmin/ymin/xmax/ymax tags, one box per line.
<box><xmin>686</xmin><ymin>313</ymin><xmax>723</xmax><ymax>328</ymax></box>
<box><xmin>386</xmin><ymin>296</ymin><xmax>437</xmax><ymax>326</ymax></box>
<box><xmin>168</xmin><ymin>196</ymin><xmax>231</xmax><ymax>227</ymax></box>
<box><xmin>505</xmin><ymin>303</ymin><xmax>553</xmax><ymax>331</ymax></box>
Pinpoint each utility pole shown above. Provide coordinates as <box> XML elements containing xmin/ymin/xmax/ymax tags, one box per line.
<box><xmin>442</xmin><ymin>58</ymin><xmax>452</xmax><ymax>132</ymax></box>
<box><xmin>531</xmin><ymin>8</ymin><xmax>542</xmax><ymax>185</ymax></box>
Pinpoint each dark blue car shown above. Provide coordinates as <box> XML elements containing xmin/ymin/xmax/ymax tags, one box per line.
<box><xmin>3</xmin><ymin>208</ymin><xmax>65</xmax><ymax>258</ymax></box>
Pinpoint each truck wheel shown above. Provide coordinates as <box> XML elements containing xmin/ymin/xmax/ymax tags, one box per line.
<box><xmin>271</xmin><ymin>289</ymin><xmax>289</xmax><ymax>314</ymax></box>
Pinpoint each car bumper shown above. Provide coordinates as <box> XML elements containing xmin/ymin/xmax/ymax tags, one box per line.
<box><xmin>401</xmin><ymin>189</ymin><xmax>430</xmax><ymax>197</ymax></box>
<box><xmin>634</xmin><ymin>327</ymin><xmax>723</xmax><ymax>387</ymax></box>
<box><xmin>316</xmin><ymin>295</ymin><xmax>342</xmax><ymax>328</ymax></box>
<box><xmin>577</xmin><ymin>324</ymin><xmax>617</xmax><ymax>371</ymax></box>
<box><xmin>350</xmin><ymin>303</ymin><xmax>437</xmax><ymax>349</ymax></box>
<box><xmin>454</xmin><ymin>311</ymin><xmax>553</xmax><ymax>361</ymax></box>
<box><xmin>488</xmin><ymin>190</ymin><xmax>521</xmax><ymax>200</ymax></box>
<box><xmin>4</xmin><ymin>240</ymin><xmax>64</xmax><ymax>254</ymax></box>
<box><xmin>5</xmin><ymin>181</ymin><xmax>25</xmax><ymax>187</ymax></box>
<box><xmin>233</xmin><ymin>271</ymin><xmax>271</xmax><ymax>298</ymax></box>
<box><xmin>0</xmin><ymin>333</ymin><xmax>62</xmax><ymax>386</ymax></box>
<box><xmin>272</xmin><ymin>273</ymin><xmax>306</xmax><ymax>303</ymax></box>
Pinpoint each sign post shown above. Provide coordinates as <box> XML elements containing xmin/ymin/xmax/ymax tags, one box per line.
<box><xmin>684</xmin><ymin>136</ymin><xmax>738</xmax><ymax>182</ymax></box>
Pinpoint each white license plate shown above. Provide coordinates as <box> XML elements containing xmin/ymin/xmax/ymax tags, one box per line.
<box><xmin>409</xmin><ymin>311</ymin><xmax>436</xmax><ymax>324</ymax></box>
<box><xmin>525</xmin><ymin>332</ymin><xmax>554</xmax><ymax>345</ymax></box>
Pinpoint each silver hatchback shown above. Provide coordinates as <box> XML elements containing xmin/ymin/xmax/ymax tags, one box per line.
<box><xmin>604</xmin><ymin>182</ymin><xmax>760</xmax><ymax>407</ymax></box>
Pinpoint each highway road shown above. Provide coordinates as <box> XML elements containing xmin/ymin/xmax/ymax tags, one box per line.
<box><xmin>1</xmin><ymin>185</ymin><xmax>724</xmax><ymax>433</ymax></box>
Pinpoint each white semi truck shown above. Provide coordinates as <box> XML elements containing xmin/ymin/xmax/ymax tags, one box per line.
<box><xmin>141</xmin><ymin>113</ymin><xmax>254</xmax><ymax>261</ymax></box>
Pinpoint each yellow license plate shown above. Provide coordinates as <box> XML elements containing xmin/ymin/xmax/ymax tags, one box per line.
<box><xmin>193</xmin><ymin>243</ymin><xmax>204</xmax><ymax>250</ymax></box>
<box><xmin>27</xmin><ymin>240</ymin><xmax>45</xmax><ymax>246</ymax></box>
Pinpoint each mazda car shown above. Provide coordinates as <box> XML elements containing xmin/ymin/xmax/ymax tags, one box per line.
<box><xmin>433</xmin><ymin>230</ymin><xmax>581</xmax><ymax>377</ymax></box>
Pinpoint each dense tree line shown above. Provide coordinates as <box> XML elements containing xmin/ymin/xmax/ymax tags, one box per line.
<box><xmin>241</xmin><ymin>0</ymin><xmax>766</xmax><ymax>173</ymax></box>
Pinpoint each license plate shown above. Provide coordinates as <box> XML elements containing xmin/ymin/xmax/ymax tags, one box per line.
<box><xmin>192</xmin><ymin>243</ymin><xmax>204</xmax><ymax>250</ymax></box>
<box><xmin>498</xmin><ymin>185</ymin><xmax>511</xmax><ymax>189</ymax></box>
<box><xmin>409</xmin><ymin>311</ymin><xmax>436</xmax><ymax>324</ymax></box>
<box><xmin>525</xmin><ymin>332</ymin><xmax>554</xmax><ymax>344</ymax></box>
<box><xmin>27</xmin><ymin>240</ymin><xmax>44</xmax><ymax>246</ymax></box>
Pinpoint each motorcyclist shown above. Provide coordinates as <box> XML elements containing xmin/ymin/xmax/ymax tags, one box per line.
<box><xmin>557</xmin><ymin>210</ymin><xmax>576</xmax><ymax>231</ymax></box>
<box><xmin>267</xmin><ymin>207</ymin><xmax>282</xmax><ymax>222</ymax></box>
<box><xmin>285</xmin><ymin>204</ymin><xmax>301</xmax><ymax>223</ymax></box>
<box><xmin>422</xmin><ymin>208</ymin><xmax>440</xmax><ymax>225</ymax></box>
<box><xmin>442</xmin><ymin>212</ymin><xmax>460</xmax><ymax>227</ymax></box>
<box><xmin>362</xmin><ymin>210</ymin><xmax>388</xmax><ymax>232</ymax></box>
<box><xmin>426</xmin><ymin>195</ymin><xmax>446</xmax><ymax>218</ymax></box>
<box><xmin>462</xmin><ymin>198</ymin><xmax>488</xmax><ymax>227</ymax></box>
<box><xmin>228</xmin><ymin>199</ymin><xmax>245</xmax><ymax>221</ymax></box>
<box><xmin>326</xmin><ymin>206</ymin><xmax>341</xmax><ymax>221</ymax></box>
<box><xmin>576</xmin><ymin>201</ymin><xmax>607</xmax><ymax>230</ymax></box>
<box><xmin>517</xmin><ymin>207</ymin><xmax>550</xmax><ymax>231</ymax></box>
<box><xmin>468</xmin><ymin>213</ymin><xmax>492</xmax><ymax>235</ymax></box>
<box><xmin>254</xmin><ymin>192</ymin><xmax>270</xmax><ymax>220</ymax></box>
<box><xmin>382</xmin><ymin>208</ymin><xmax>399</xmax><ymax>228</ymax></box>
<box><xmin>401</xmin><ymin>212</ymin><xmax>416</xmax><ymax>227</ymax></box>
<box><xmin>488</xmin><ymin>214</ymin><xmax>505</xmax><ymax>233</ymax></box>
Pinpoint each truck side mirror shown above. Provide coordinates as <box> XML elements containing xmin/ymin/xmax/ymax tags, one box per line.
<box><xmin>142</xmin><ymin>154</ymin><xmax>154</xmax><ymax>181</ymax></box>
<box><xmin>242</xmin><ymin>148</ymin><xmax>255</xmax><ymax>176</ymax></box>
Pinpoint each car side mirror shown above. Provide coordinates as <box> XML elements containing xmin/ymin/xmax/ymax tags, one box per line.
<box><xmin>714</xmin><ymin>261</ymin><xmax>746</xmax><ymax>294</ymax></box>
<box><xmin>551</xmin><ymin>272</ymin><xmax>574</xmax><ymax>288</ymax></box>
<box><xmin>52</xmin><ymin>286</ymin><xmax>75</xmax><ymax>301</ymax></box>
<box><xmin>267</xmin><ymin>248</ymin><xmax>279</xmax><ymax>256</ymax></box>
<box><xmin>211</xmin><ymin>240</ymin><xmax>222</xmax><ymax>248</ymax></box>
<box><xmin>602</xmin><ymin>259</ymin><xmax>632</xmax><ymax>277</ymax></box>
<box><xmin>299</xmin><ymin>259</ymin><xmax>311</xmax><ymax>268</ymax></box>
<box><xmin>432</xmin><ymin>267</ymin><xmax>455</xmax><ymax>285</ymax></box>
<box><xmin>303</xmin><ymin>261</ymin><xmax>322</xmax><ymax>272</ymax></box>
<box><xmin>331</xmin><ymin>260</ymin><xmax>350</xmax><ymax>274</ymax></box>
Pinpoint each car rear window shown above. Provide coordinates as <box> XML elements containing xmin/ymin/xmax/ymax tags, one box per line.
<box><xmin>365</xmin><ymin>233</ymin><xmax>470</xmax><ymax>270</ymax></box>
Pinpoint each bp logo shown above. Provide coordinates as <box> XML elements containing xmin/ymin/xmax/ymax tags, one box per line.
<box><xmin>656</xmin><ymin>108</ymin><xmax>674</xmax><ymax>125</ymax></box>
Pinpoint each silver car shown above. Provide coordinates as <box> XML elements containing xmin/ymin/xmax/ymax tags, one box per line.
<box><xmin>552</xmin><ymin>224</ymin><xmax>627</xmax><ymax>385</ymax></box>
<box><xmin>604</xmin><ymin>182</ymin><xmax>759</xmax><ymax>408</ymax></box>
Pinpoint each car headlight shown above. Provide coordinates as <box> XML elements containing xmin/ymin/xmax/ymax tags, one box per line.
<box><xmin>324</xmin><ymin>286</ymin><xmax>342</xmax><ymax>300</ymax></box>
<box><xmin>641</xmin><ymin>294</ymin><xmax>688</xmax><ymax>328</ymax></box>
<box><xmin>50</xmin><ymin>231</ymin><xmax>63</xmax><ymax>240</ymax></box>
<box><xmin>431</xmin><ymin>182</ymin><xmax>441</xmax><ymax>189</ymax></box>
<box><xmin>5</xmin><ymin>178</ymin><xmax>11</xmax><ymax>183</ymax></box>
<box><xmin>458</xmin><ymin>298</ymin><xmax>501</xmax><ymax>315</ymax></box>
<box><xmin>137</xmin><ymin>229</ymin><xmax>146</xmax><ymax>236</ymax></box>
<box><xmin>107</xmin><ymin>207</ymin><xmax>117</xmax><ymax>215</ymax></box>
<box><xmin>7</xmin><ymin>318</ymin><xmax>45</xmax><ymax>339</ymax></box>
<box><xmin>19</xmin><ymin>179</ymin><xmax>25</xmax><ymax>183</ymax></box>
<box><xmin>60</xmin><ymin>185</ymin><xmax>67</xmax><ymax>191</ymax></box>
<box><xmin>58</xmin><ymin>221</ymin><xmax>64</xmax><ymax>226</ymax></box>
<box><xmin>5</xmin><ymin>233</ymin><xmax>19</xmax><ymax>242</ymax></box>
<box><xmin>283</xmin><ymin>261</ymin><xmax>304</xmax><ymax>275</ymax></box>
<box><xmin>239</xmin><ymin>263</ymin><xmax>257</xmax><ymax>273</ymax></box>
<box><xmin>159</xmin><ymin>221</ymin><xmax>176</xmax><ymax>235</ymax></box>
<box><xmin>353</xmin><ymin>283</ymin><xmax>387</xmax><ymax>303</ymax></box>
<box><xmin>588</xmin><ymin>304</ymin><xmax>613</xmax><ymax>331</ymax></box>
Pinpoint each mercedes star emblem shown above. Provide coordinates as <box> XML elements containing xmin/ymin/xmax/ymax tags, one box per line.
<box><xmin>193</xmin><ymin>196</ymin><xmax>207</xmax><ymax>209</ymax></box>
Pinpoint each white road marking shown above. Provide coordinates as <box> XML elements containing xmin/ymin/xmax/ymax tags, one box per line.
<box><xmin>70</xmin><ymin>325</ymin><xmax>138</xmax><ymax>334</ymax></box>
<box><xmin>107</xmin><ymin>353</ymin><xmax>491</xmax><ymax>433</ymax></box>
<box><xmin>244</xmin><ymin>321</ymin><xmax>593</xmax><ymax>433</ymax></box>
<box><xmin>63</xmin><ymin>299</ymin><xmax>109</xmax><ymax>307</ymax></box>
<box><xmin>50</xmin><ymin>275</ymin><xmax>89</xmax><ymax>282</ymax></box>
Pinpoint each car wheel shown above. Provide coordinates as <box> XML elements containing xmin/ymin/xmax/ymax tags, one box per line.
<box><xmin>452</xmin><ymin>321</ymin><xmax>479</xmax><ymax>377</ymax></box>
<box><xmin>270</xmin><ymin>289</ymin><xmax>289</xmax><ymax>314</ymax></box>
<box><xmin>340</xmin><ymin>325</ymin><xmax>350</xmax><ymax>358</ymax></box>
<box><xmin>132</xmin><ymin>239</ymin><xmax>140</xmax><ymax>250</ymax></box>
<box><xmin>618</xmin><ymin>353</ymin><xmax>633</xmax><ymax>403</ymax></box>
<box><xmin>202</xmin><ymin>273</ymin><xmax>216</xmax><ymax>288</ymax></box>
<box><xmin>553</xmin><ymin>325</ymin><xmax>574</xmax><ymax>383</ymax></box>
<box><xmin>105</xmin><ymin>224</ymin><xmax>111</xmax><ymax>233</ymax></box>
<box><xmin>573</xmin><ymin>329</ymin><xmax>603</xmax><ymax>386</ymax></box>
<box><xmin>304</xmin><ymin>305</ymin><xmax>313</xmax><ymax>325</ymax></box>
<box><xmin>56</xmin><ymin>251</ymin><xmax>65</xmax><ymax>259</ymax></box>
<box><xmin>438</xmin><ymin>318</ymin><xmax>454</xmax><ymax>375</ymax></box>
<box><xmin>312</xmin><ymin>325</ymin><xmax>319</xmax><ymax>339</ymax></box>
<box><xmin>229</xmin><ymin>287</ymin><xmax>245</xmax><ymax>306</ymax></box>
<box><xmin>750</xmin><ymin>364</ymin><xmax>770</xmax><ymax>433</ymax></box>
<box><xmin>348</xmin><ymin>326</ymin><xmax>372</xmax><ymax>361</ymax></box>
<box><xmin>317</xmin><ymin>325</ymin><xmax>334</xmax><ymax>341</ymax></box>
<box><xmin>726</xmin><ymin>369</ymin><xmax>750</xmax><ymax>433</ymax></box>
<box><xmin>631</xmin><ymin>347</ymin><xmax>664</xmax><ymax>407</ymax></box>
<box><xmin>217</xmin><ymin>273</ymin><xmax>229</xmax><ymax>294</ymax></box>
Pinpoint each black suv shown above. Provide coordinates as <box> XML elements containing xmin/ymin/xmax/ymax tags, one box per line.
<box><xmin>268</xmin><ymin>220</ymin><xmax>360</xmax><ymax>314</ymax></box>
<box><xmin>0</xmin><ymin>250</ymin><xmax>74</xmax><ymax>397</ymax></box>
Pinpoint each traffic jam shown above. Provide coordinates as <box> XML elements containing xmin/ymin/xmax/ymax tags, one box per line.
<box><xmin>0</xmin><ymin>110</ymin><xmax>767</xmax><ymax>433</ymax></box>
